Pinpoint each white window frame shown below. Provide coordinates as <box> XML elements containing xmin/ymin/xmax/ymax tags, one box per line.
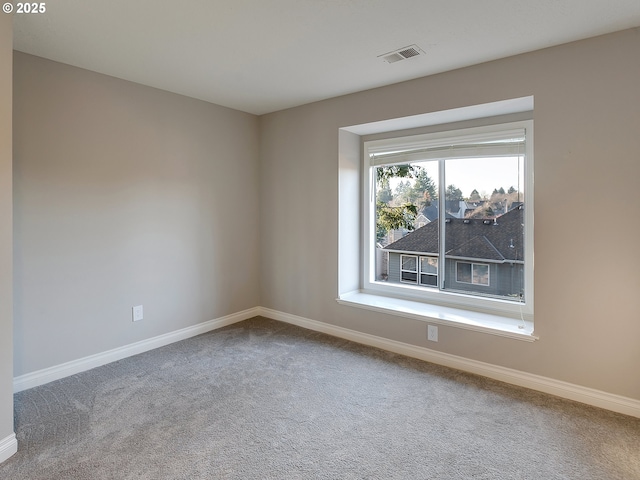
<box><xmin>399</xmin><ymin>254</ymin><xmax>439</xmax><ymax>287</ymax></box>
<box><xmin>362</xmin><ymin>120</ymin><xmax>534</xmax><ymax>322</ymax></box>
<box><xmin>419</xmin><ymin>256</ymin><xmax>438</xmax><ymax>287</ymax></box>
<box><xmin>400</xmin><ymin>255</ymin><xmax>418</xmax><ymax>284</ymax></box>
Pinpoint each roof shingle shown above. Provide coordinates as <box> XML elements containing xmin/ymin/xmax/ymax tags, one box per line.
<box><xmin>384</xmin><ymin>206</ymin><xmax>524</xmax><ymax>263</ymax></box>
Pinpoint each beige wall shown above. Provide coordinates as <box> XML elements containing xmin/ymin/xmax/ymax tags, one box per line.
<box><xmin>0</xmin><ymin>13</ymin><xmax>15</xmax><ymax>448</ymax></box>
<box><xmin>13</xmin><ymin>53</ymin><xmax>260</xmax><ymax>375</ymax></box>
<box><xmin>259</xmin><ymin>28</ymin><xmax>640</xmax><ymax>400</ymax></box>
<box><xmin>10</xmin><ymin>28</ymin><xmax>640</xmax><ymax>406</ymax></box>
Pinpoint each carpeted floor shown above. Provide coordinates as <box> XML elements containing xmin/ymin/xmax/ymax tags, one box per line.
<box><xmin>1</xmin><ymin>316</ymin><xmax>639</xmax><ymax>479</ymax></box>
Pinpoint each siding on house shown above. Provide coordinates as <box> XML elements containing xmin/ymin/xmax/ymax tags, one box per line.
<box><xmin>387</xmin><ymin>252</ymin><xmax>400</xmax><ymax>283</ymax></box>
<box><xmin>386</xmin><ymin>252</ymin><xmax>524</xmax><ymax>297</ymax></box>
<box><xmin>444</xmin><ymin>260</ymin><xmax>523</xmax><ymax>298</ymax></box>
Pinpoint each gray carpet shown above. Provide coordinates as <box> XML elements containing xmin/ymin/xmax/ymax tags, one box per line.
<box><xmin>1</xmin><ymin>317</ymin><xmax>639</xmax><ymax>479</ymax></box>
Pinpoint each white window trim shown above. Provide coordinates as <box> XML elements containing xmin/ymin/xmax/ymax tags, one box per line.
<box><xmin>361</xmin><ymin>120</ymin><xmax>534</xmax><ymax>326</ymax></box>
<box><xmin>336</xmin><ymin>291</ymin><xmax>536</xmax><ymax>342</ymax></box>
<box><xmin>337</xmin><ymin>97</ymin><xmax>536</xmax><ymax>341</ymax></box>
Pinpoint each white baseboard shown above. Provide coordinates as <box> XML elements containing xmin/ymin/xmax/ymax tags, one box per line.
<box><xmin>0</xmin><ymin>433</ymin><xmax>17</xmax><ymax>464</ymax></box>
<box><xmin>13</xmin><ymin>307</ymin><xmax>260</xmax><ymax>393</ymax></box>
<box><xmin>258</xmin><ymin>307</ymin><xmax>640</xmax><ymax>419</ymax></box>
<box><xmin>13</xmin><ymin>305</ymin><xmax>640</xmax><ymax>419</ymax></box>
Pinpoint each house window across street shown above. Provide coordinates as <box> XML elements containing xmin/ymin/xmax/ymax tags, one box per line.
<box><xmin>400</xmin><ymin>255</ymin><xmax>438</xmax><ymax>286</ymax></box>
<box><xmin>420</xmin><ymin>256</ymin><xmax>438</xmax><ymax>286</ymax></box>
<box><xmin>456</xmin><ymin>261</ymin><xmax>489</xmax><ymax>286</ymax></box>
<box><xmin>401</xmin><ymin>255</ymin><xmax>418</xmax><ymax>283</ymax></box>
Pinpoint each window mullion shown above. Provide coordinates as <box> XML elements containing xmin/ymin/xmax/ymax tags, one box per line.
<box><xmin>438</xmin><ymin>158</ymin><xmax>446</xmax><ymax>290</ymax></box>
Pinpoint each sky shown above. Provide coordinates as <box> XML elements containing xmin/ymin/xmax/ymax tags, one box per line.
<box><xmin>397</xmin><ymin>157</ymin><xmax>524</xmax><ymax>199</ymax></box>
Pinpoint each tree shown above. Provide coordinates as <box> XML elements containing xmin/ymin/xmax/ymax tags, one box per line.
<box><xmin>508</xmin><ymin>186</ymin><xmax>516</xmax><ymax>194</ymax></box>
<box><xmin>376</xmin><ymin>184</ymin><xmax>393</xmax><ymax>204</ymax></box>
<box><xmin>408</xmin><ymin>167</ymin><xmax>437</xmax><ymax>207</ymax></box>
<box><xmin>376</xmin><ymin>201</ymin><xmax>417</xmax><ymax>242</ymax></box>
<box><xmin>374</xmin><ymin>164</ymin><xmax>436</xmax><ymax>242</ymax></box>
<box><xmin>468</xmin><ymin>189</ymin><xmax>482</xmax><ymax>202</ymax></box>
<box><xmin>374</xmin><ymin>165</ymin><xmax>418</xmax><ymax>243</ymax></box>
<box><xmin>445</xmin><ymin>184</ymin><xmax>463</xmax><ymax>201</ymax></box>
<box><xmin>394</xmin><ymin>180</ymin><xmax>412</xmax><ymax>202</ymax></box>
<box><xmin>376</xmin><ymin>164</ymin><xmax>414</xmax><ymax>184</ymax></box>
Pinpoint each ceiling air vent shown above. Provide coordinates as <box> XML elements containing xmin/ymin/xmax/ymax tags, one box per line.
<box><xmin>379</xmin><ymin>45</ymin><xmax>425</xmax><ymax>64</ymax></box>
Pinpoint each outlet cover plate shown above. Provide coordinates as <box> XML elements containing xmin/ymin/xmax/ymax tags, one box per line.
<box><xmin>132</xmin><ymin>305</ymin><xmax>144</xmax><ymax>322</ymax></box>
<box><xmin>427</xmin><ymin>324</ymin><xmax>438</xmax><ymax>342</ymax></box>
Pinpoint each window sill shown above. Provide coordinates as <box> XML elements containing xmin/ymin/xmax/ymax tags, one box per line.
<box><xmin>336</xmin><ymin>291</ymin><xmax>537</xmax><ymax>342</ymax></box>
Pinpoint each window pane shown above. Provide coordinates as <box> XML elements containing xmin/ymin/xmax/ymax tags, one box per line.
<box><xmin>402</xmin><ymin>256</ymin><xmax>417</xmax><ymax>272</ymax></box>
<box><xmin>473</xmin><ymin>264</ymin><xmax>489</xmax><ymax>285</ymax></box>
<box><xmin>401</xmin><ymin>272</ymin><xmax>418</xmax><ymax>283</ymax></box>
<box><xmin>444</xmin><ymin>155</ymin><xmax>524</xmax><ymax>300</ymax></box>
<box><xmin>420</xmin><ymin>256</ymin><xmax>438</xmax><ymax>274</ymax></box>
<box><xmin>376</xmin><ymin>162</ymin><xmax>439</xmax><ymax>286</ymax></box>
<box><xmin>456</xmin><ymin>262</ymin><xmax>471</xmax><ymax>283</ymax></box>
<box><xmin>420</xmin><ymin>274</ymin><xmax>437</xmax><ymax>286</ymax></box>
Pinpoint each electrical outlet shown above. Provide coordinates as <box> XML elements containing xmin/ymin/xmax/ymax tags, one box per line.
<box><xmin>427</xmin><ymin>325</ymin><xmax>438</xmax><ymax>342</ymax></box>
<box><xmin>132</xmin><ymin>305</ymin><xmax>144</xmax><ymax>322</ymax></box>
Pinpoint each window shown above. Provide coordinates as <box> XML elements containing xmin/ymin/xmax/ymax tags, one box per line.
<box><xmin>363</xmin><ymin>120</ymin><xmax>533</xmax><ymax>321</ymax></box>
<box><xmin>456</xmin><ymin>262</ymin><xmax>489</xmax><ymax>286</ymax></box>
<box><xmin>420</xmin><ymin>256</ymin><xmax>438</xmax><ymax>286</ymax></box>
<box><xmin>400</xmin><ymin>255</ymin><xmax>438</xmax><ymax>286</ymax></box>
<box><xmin>400</xmin><ymin>255</ymin><xmax>418</xmax><ymax>283</ymax></box>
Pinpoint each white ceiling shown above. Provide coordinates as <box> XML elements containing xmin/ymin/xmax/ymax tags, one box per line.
<box><xmin>12</xmin><ymin>0</ymin><xmax>640</xmax><ymax>115</ymax></box>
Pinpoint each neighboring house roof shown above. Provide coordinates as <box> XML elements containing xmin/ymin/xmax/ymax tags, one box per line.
<box><xmin>421</xmin><ymin>205</ymin><xmax>437</xmax><ymax>222</ymax></box>
<box><xmin>420</xmin><ymin>204</ymin><xmax>453</xmax><ymax>222</ymax></box>
<box><xmin>384</xmin><ymin>205</ymin><xmax>524</xmax><ymax>263</ymax></box>
<box><xmin>415</xmin><ymin>213</ymin><xmax>428</xmax><ymax>223</ymax></box>
<box><xmin>447</xmin><ymin>235</ymin><xmax>505</xmax><ymax>261</ymax></box>
<box><xmin>445</xmin><ymin>200</ymin><xmax>468</xmax><ymax>215</ymax></box>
